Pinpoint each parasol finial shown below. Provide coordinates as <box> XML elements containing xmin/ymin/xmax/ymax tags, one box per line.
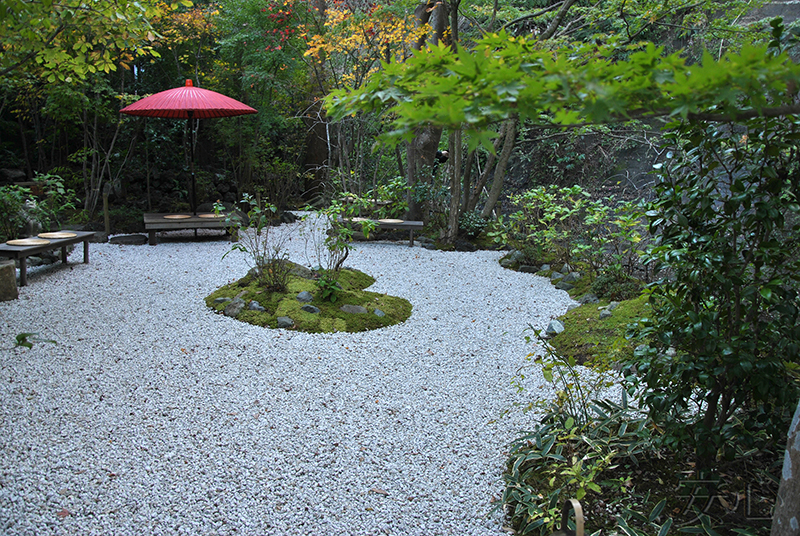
<box><xmin>185</xmin><ymin>79</ymin><xmax>193</xmax><ymax>87</ymax></box>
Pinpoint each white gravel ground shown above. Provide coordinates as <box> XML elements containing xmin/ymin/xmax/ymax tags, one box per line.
<box><xmin>0</xmin><ymin>220</ymin><xmax>574</xmax><ymax>535</ymax></box>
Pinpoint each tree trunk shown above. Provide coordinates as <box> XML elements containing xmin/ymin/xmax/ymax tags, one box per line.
<box><xmin>444</xmin><ymin>129</ymin><xmax>462</xmax><ymax>243</ymax></box>
<box><xmin>480</xmin><ymin>116</ymin><xmax>517</xmax><ymax>218</ymax></box>
<box><xmin>772</xmin><ymin>398</ymin><xmax>800</xmax><ymax>536</ymax></box>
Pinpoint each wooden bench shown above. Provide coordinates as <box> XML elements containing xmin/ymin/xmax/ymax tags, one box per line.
<box><xmin>343</xmin><ymin>218</ymin><xmax>424</xmax><ymax>246</ymax></box>
<box><xmin>0</xmin><ymin>230</ymin><xmax>95</xmax><ymax>286</ymax></box>
<box><xmin>144</xmin><ymin>213</ymin><xmax>233</xmax><ymax>245</ymax></box>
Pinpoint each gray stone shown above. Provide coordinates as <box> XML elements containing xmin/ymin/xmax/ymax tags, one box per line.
<box><xmin>550</xmin><ymin>272</ymin><xmax>564</xmax><ymax>281</ymax></box>
<box><xmin>599</xmin><ymin>309</ymin><xmax>613</xmax><ymax>320</ymax></box>
<box><xmin>109</xmin><ymin>234</ymin><xmax>148</xmax><ymax>245</ymax></box>
<box><xmin>213</xmin><ymin>297</ymin><xmax>232</xmax><ymax>304</ymax></box>
<box><xmin>607</xmin><ymin>301</ymin><xmax>620</xmax><ymax>311</ymax></box>
<box><xmin>578</xmin><ymin>293</ymin><xmax>599</xmax><ymax>305</ymax></box>
<box><xmin>567</xmin><ymin>302</ymin><xmax>581</xmax><ymax>311</ymax></box>
<box><xmin>510</xmin><ymin>250</ymin><xmax>525</xmax><ymax>262</ymax></box>
<box><xmin>555</xmin><ymin>281</ymin><xmax>574</xmax><ymax>291</ymax></box>
<box><xmin>499</xmin><ymin>257</ymin><xmax>515</xmax><ymax>268</ymax></box>
<box><xmin>518</xmin><ymin>265</ymin><xmax>538</xmax><ymax>273</ymax></box>
<box><xmin>27</xmin><ymin>256</ymin><xmax>45</xmax><ymax>267</ymax></box>
<box><xmin>301</xmin><ymin>305</ymin><xmax>320</xmax><ymax>314</ymax></box>
<box><xmin>88</xmin><ymin>232</ymin><xmax>109</xmax><ymax>243</ymax></box>
<box><xmin>340</xmin><ymin>304</ymin><xmax>368</xmax><ymax>314</ymax></box>
<box><xmin>0</xmin><ymin>260</ymin><xmax>18</xmax><ymax>301</ymax></box>
<box><xmin>277</xmin><ymin>316</ymin><xmax>294</xmax><ymax>328</ymax></box>
<box><xmin>562</xmin><ymin>272</ymin><xmax>581</xmax><ymax>283</ymax></box>
<box><xmin>224</xmin><ymin>298</ymin><xmax>246</xmax><ymax>317</ymax></box>
<box><xmin>545</xmin><ymin>319</ymin><xmax>565</xmax><ymax>336</ymax></box>
<box><xmin>248</xmin><ymin>300</ymin><xmax>265</xmax><ymax>311</ymax></box>
<box><xmin>288</xmin><ymin>262</ymin><xmax>314</xmax><ymax>279</ymax></box>
<box><xmin>560</xmin><ymin>264</ymin><xmax>571</xmax><ymax>274</ymax></box>
<box><xmin>373</xmin><ymin>309</ymin><xmax>385</xmax><ymax>317</ymax></box>
<box><xmin>540</xmin><ymin>264</ymin><xmax>551</xmax><ymax>271</ymax></box>
<box><xmin>296</xmin><ymin>291</ymin><xmax>314</xmax><ymax>303</ymax></box>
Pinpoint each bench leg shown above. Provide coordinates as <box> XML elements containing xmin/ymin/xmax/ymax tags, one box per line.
<box><xmin>19</xmin><ymin>258</ymin><xmax>27</xmax><ymax>287</ymax></box>
<box><xmin>409</xmin><ymin>230</ymin><xmax>414</xmax><ymax>247</ymax></box>
<box><xmin>61</xmin><ymin>245</ymin><xmax>68</xmax><ymax>264</ymax></box>
<box><xmin>149</xmin><ymin>231</ymin><xmax>157</xmax><ymax>246</ymax></box>
<box><xmin>83</xmin><ymin>240</ymin><xmax>90</xmax><ymax>263</ymax></box>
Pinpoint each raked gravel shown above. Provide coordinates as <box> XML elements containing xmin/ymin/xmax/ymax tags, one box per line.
<box><xmin>0</xmin><ymin>219</ymin><xmax>575</xmax><ymax>535</ymax></box>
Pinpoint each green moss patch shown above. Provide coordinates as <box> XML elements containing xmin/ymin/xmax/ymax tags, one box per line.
<box><xmin>549</xmin><ymin>295</ymin><xmax>649</xmax><ymax>366</ymax></box>
<box><xmin>205</xmin><ymin>268</ymin><xmax>412</xmax><ymax>333</ymax></box>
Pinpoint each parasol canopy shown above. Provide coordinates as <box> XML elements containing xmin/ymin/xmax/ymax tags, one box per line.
<box><xmin>119</xmin><ymin>79</ymin><xmax>257</xmax><ymax>119</ymax></box>
<box><xmin>120</xmin><ymin>80</ymin><xmax>257</xmax><ymax>213</ymax></box>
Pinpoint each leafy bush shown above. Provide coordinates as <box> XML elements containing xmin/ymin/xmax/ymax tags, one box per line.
<box><xmin>629</xmin><ymin>116</ymin><xmax>800</xmax><ymax>468</ymax></box>
<box><xmin>590</xmin><ymin>268</ymin><xmax>644</xmax><ymax>301</ymax></box>
<box><xmin>491</xmin><ymin>185</ymin><xmax>649</xmax><ymax>278</ymax></box>
<box><xmin>0</xmin><ymin>184</ymin><xmax>31</xmax><ymax>240</ymax></box>
<box><xmin>458</xmin><ymin>210</ymin><xmax>488</xmax><ymax>238</ymax></box>
<box><xmin>218</xmin><ymin>194</ymin><xmax>294</xmax><ymax>292</ymax></box>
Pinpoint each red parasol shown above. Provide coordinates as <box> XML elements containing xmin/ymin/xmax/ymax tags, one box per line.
<box><xmin>120</xmin><ymin>80</ymin><xmax>257</xmax><ymax>212</ymax></box>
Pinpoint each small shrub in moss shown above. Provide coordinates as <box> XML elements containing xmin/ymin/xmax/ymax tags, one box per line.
<box><xmin>590</xmin><ymin>269</ymin><xmax>643</xmax><ymax>301</ymax></box>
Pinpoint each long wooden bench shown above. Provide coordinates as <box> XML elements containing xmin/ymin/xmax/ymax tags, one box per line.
<box><xmin>143</xmin><ymin>213</ymin><xmax>233</xmax><ymax>245</ymax></box>
<box><xmin>0</xmin><ymin>230</ymin><xmax>95</xmax><ymax>286</ymax></box>
<box><xmin>344</xmin><ymin>218</ymin><xmax>424</xmax><ymax>246</ymax></box>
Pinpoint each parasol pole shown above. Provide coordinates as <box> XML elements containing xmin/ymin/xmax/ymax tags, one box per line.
<box><xmin>188</xmin><ymin>109</ymin><xmax>197</xmax><ymax>215</ymax></box>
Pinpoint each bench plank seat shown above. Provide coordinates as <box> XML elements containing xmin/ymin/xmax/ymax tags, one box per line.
<box><xmin>0</xmin><ymin>230</ymin><xmax>95</xmax><ymax>286</ymax></box>
<box><xmin>143</xmin><ymin>213</ymin><xmax>231</xmax><ymax>245</ymax></box>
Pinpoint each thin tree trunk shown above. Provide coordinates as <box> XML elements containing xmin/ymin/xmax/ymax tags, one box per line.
<box><xmin>445</xmin><ymin>129</ymin><xmax>462</xmax><ymax>243</ymax></box>
<box><xmin>480</xmin><ymin>116</ymin><xmax>517</xmax><ymax>218</ymax></box>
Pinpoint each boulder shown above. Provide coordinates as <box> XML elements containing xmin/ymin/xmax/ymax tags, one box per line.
<box><xmin>340</xmin><ymin>304</ymin><xmax>367</xmax><ymax>314</ymax></box>
<box><xmin>519</xmin><ymin>265</ymin><xmax>538</xmax><ymax>273</ymax></box>
<box><xmin>545</xmin><ymin>319</ymin><xmax>565</xmax><ymax>336</ymax></box>
<box><xmin>301</xmin><ymin>304</ymin><xmax>321</xmax><ymax>314</ymax></box>
<box><xmin>373</xmin><ymin>309</ymin><xmax>385</xmax><ymax>317</ymax></box>
<box><xmin>562</xmin><ymin>271</ymin><xmax>581</xmax><ymax>283</ymax></box>
<box><xmin>0</xmin><ymin>260</ymin><xmax>18</xmax><ymax>301</ymax></box>
<box><xmin>110</xmin><ymin>234</ymin><xmax>148</xmax><ymax>245</ymax></box>
<box><xmin>224</xmin><ymin>298</ymin><xmax>246</xmax><ymax>317</ymax></box>
<box><xmin>555</xmin><ymin>281</ymin><xmax>575</xmax><ymax>291</ymax></box>
<box><xmin>248</xmin><ymin>300</ymin><xmax>265</xmax><ymax>312</ymax></box>
<box><xmin>296</xmin><ymin>291</ymin><xmax>314</xmax><ymax>303</ymax></box>
<box><xmin>277</xmin><ymin>316</ymin><xmax>294</xmax><ymax>328</ymax></box>
<box><xmin>578</xmin><ymin>293</ymin><xmax>599</xmax><ymax>305</ymax></box>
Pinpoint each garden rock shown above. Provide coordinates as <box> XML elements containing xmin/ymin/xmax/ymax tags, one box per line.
<box><xmin>562</xmin><ymin>272</ymin><xmax>581</xmax><ymax>283</ymax></box>
<box><xmin>545</xmin><ymin>319</ymin><xmax>565</xmax><ymax>336</ymax></box>
<box><xmin>540</xmin><ymin>264</ymin><xmax>551</xmax><ymax>271</ymax></box>
<box><xmin>374</xmin><ymin>309</ymin><xmax>385</xmax><ymax>317</ymax></box>
<box><xmin>26</xmin><ymin>256</ymin><xmax>45</xmax><ymax>267</ymax></box>
<box><xmin>224</xmin><ymin>298</ymin><xmax>246</xmax><ymax>317</ymax></box>
<box><xmin>578</xmin><ymin>293</ymin><xmax>599</xmax><ymax>305</ymax></box>
<box><xmin>296</xmin><ymin>291</ymin><xmax>314</xmax><ymax>303</ymax></box>
<box><xmin>598</xmin><ymin>302</ymin><xmax>619</xmax><ymax>320</ymax></box>
<box><xmin>277</xmin><ymin>316</ymin><xmax>294</xmax><ymax>328</ymax></box>
<box><xmin>555</xmin><ymin>281</ymin><xmax>575</xmax><ymax>291</ymax></box>
<box><xmin>301</xmin><ymin>305</ymin><xmax>320</xmax><ymax>314</ymax></box>
<box><xmin>88</xmin><ymin>232</ymin><xmax>109</xmax><ymax>243</ymax></box>
<box><xmin>0</xmin><ymin>260</ymin><xmax>18</xmax><ymax>301</ymax></box>
<box><xmin>519</xmin><ymin>265</ymin><xmax>538</xmax><ymax>273</ymax></box>
<box><xmin>109</xmin><ymin>234</ymin><xmax>148</xmax><ymax>245</ymax></box>
<box><xmin>550</xmin><ymin>272</ymin><xmax>564</xmax><ymax>281</ymax></box>
<box><xmin>248</xmin><ymin>301</ymin><xmax>265</xmax><ymax>312</ymax></box>
<box><xmin>560</xmin><ymin>264</ymin><xmax>571</xmax><ymax>274</ymax></box>
<box><xmin>288</xmin><ymin>263</ymin><xmax>313</xmax><ymax>280</ymax></box>
<box><xmin>214</xmin><ymin>297</ymin><xmax>232</xmax><ymax>304</ymax></box>
<box><xmin>340</xmin><ymin>304</ymin><xmax>367</xmax><ymax>314</ymax></box>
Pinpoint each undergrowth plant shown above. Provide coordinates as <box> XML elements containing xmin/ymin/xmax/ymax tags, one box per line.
<box><xmin>300</xmin><ymin>200</ymin><xmax>377</xmax><ymax>302</ymax></box>
<box><xmin>216</xmin><ymin>194</ymin><xmax>294</xmax><ymax>292</ymax></box>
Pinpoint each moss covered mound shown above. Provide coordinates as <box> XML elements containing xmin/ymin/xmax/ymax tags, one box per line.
<box><xmin>205</xmin><ymin>267</ymin><xmax>412</xmax><ymax>333</ymax></box>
